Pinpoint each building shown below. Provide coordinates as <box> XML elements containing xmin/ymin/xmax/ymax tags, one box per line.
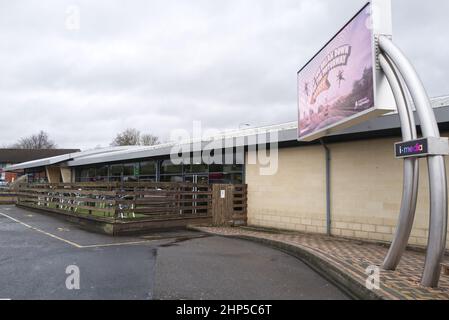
<box><xmin>0</xmin><ymin>149</ymin><xmax>80</xmax><ymax>183</ymax></box>
<box><xmin>5</xmin><ymin>95</ymin><xmax>449</xmax><ymax>248</ymax></box>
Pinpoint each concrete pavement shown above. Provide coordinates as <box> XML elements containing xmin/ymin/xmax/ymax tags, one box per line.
<box><xmin>190</xmin><ymin>226</ymin><xmax>449</xmax><ymax>300</ymax></box>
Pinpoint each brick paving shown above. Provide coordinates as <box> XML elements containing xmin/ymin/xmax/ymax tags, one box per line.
<box><xmin>191</xmin><ymin>226</ymin><xmax>449</xmax><ymax>300</ymax></box>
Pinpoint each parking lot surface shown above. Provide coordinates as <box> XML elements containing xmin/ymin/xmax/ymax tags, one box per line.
<box><xmin>0</xmin><ymin>205</ymin><xmax>348</xmax><ymax>300</ymax></box>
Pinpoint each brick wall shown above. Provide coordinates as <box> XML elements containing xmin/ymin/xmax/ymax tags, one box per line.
<box><xmin>246</xmin><ymin>134</ymin><xmax>449</xmax><ymax>248</ymax></box>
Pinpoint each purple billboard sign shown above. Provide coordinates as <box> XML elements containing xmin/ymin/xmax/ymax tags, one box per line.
<box><xmin>298</xmin><ymin>3</ymin><xmax>376</xmax><ymax>141</ymax></box>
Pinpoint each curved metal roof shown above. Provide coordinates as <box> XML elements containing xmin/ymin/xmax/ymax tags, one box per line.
<box><xmin>6</xmin><ymin>95</ymin><xmax>449</xmax><ymax>170</ymax></box>
<box><xmin>4</xmin><ymin>146</ymin><xmax>138</xmax><ymax>171</ymax></box>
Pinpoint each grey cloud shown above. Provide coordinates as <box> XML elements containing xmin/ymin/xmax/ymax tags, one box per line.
<box><xmin>0</xmin><ymin>0</ymin><xmax>448</xmax><ymax>149</ymax></box>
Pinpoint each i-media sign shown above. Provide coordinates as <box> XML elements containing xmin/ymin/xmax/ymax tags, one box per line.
<box><xmin>395</xmin><ymin>139</ymin><xmax>428</xmax><ymax>158</ymax></box>
<box><xmin>395</xmin><ymin>137</ymin><xmax>449</xmax><ymax>159</ymax></box>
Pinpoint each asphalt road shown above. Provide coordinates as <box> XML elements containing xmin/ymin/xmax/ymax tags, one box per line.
<box><xmin>0</xmin><ymin>205</ymin><xmax>348</xmax><ymax>300</ymax></box>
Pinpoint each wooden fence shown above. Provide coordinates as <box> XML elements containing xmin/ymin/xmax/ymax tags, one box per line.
<box><xmin>0</xmin><ymin>189</ymin><xmax>16</xmax><ymax>204</ymax></box>
<box><xmin>15</xmin><ymin>182</ymin><xmax>247</xmax><ymax>225</ymax></box>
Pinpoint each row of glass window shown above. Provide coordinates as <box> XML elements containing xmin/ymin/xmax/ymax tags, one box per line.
<box><xmin>75</xmin><ymin>160</ymin><xmax>244</xmax><ymax>184</ymax></box>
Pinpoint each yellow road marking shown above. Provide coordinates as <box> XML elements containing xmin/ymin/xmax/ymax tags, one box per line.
<box><xmin>0</xmin><ymin>212</ymin><xmax>157</xmax><ymax>249</ymax></box>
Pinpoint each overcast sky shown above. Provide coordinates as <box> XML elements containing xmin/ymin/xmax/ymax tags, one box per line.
<box><xmin>1</xmin><ymin>0</ymin><xmax>448</xmax><ymax>150</ymax></box>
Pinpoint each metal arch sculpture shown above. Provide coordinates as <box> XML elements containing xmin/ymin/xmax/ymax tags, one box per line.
<box><xmin>378</xmin><ymin>36</ymin><xmax>448</xmax><ymax>288</ymax></box>
<box><xmin>378</xmin><ymin>53</ymin><xmax>420</xmax><ymax>271</ymax></box>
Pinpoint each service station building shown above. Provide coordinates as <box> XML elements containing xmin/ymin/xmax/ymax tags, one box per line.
<box><xmin>6</xmin><ymin>96</ymin><xmax>449</xmax><ymax>249</ymax></box>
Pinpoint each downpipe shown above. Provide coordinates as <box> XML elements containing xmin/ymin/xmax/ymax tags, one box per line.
<box><xmin>320</xmin><ymin>139</ymin><xmax>331</xmax><ymax>237</ymax></box>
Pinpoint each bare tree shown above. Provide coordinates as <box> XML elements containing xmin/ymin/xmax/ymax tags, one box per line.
<box><xmin>111</xmin><ymin>128</ymin><xmax>160</xmax><ymax>147</ymax></box>
<box><xmin>111</xmin><ymin>128</ymin><xmax>141</xmax><ymax>146</ymax></box>
<box><xmin>13</xmin><ymin>131</ymin><xmax>57</xmax><ymax>149</ymax></box>
<box><xmin>140</xmin><ymin>133</ymin><xmax>159</xmax><ymax>146</ymax></box>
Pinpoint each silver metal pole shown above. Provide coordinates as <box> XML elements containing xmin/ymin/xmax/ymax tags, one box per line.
<box><xmin>379</xmin><ymin>36</ymin><xmax>448</xmax><ymax>287</ymax></box>
<box><xmin>379</xmin><ymin>54</ymin><xmax>419</xmax><ymax>270</ymax></box>
<box><xmin>379</xmin><ymin>37</ymin><xmax>439</xmax><ymax>137</ymax></box>
<box><xmin>424</xmin><ymin>155</ymin><xmax>448</xmax><ymax>286</ymax></box>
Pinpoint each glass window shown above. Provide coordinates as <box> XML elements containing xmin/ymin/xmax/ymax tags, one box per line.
<box><xmin>209</xmin><ymin>164</ymin><xmax>223</xmax><ymax>173</ymax></box>
<box><xmin>209</xmin><ymin>173</ymin><xmax>243</xmax><ymax>184</ymax></box>
<box><xmin>87</xmin><ymin>167</ymin><xmax>96</xmax><ymax>177</ymax></box>
<box><xmin>110</xmin><ymin>164</ymin><xmax>123</xmax><ymax>176</ymax></box>
<box><xmin>139</xmin><ymin>176</ymin><xmax>156</xmax><ymax>182</ymax></box>
<box><xmin>210</xmin><ymin>163</ymin><xmax>243</xmax><ymax>173</ymax></box>
<box><xmin>160</xmin><ymin>160</ymin><xmax>182</xmax><ymax>174</ymax></box>
<box><xmin>80</xmin><ymin>169</ymin><xmax>90</xmax><ymax>178</ymax></box>
<box><xmin>123</xmin><ymin>163</ymin><xmax>136</xmax><ymax>176</ymax></box>
<box><xmin>184</xmin><ymin>164</ymin><xmax>208</xmax><ymax>174</ymax></box>
<box><xmin>96</xmin><ymin>166</ymin><xmax>108</xmax><ymax>177</ymax></box>
<box><xmin>223</xmin><ymin>164</ymin><xmax>243</xmax><ymax>173</ymax></box>
<box><xmin>209</xmin><ymin>172</ymin><xmax>224</xmax><ymax>182</ymax></box>
<box><xmin>140</xmin><ymin>161</ymin><xmax>156</xmax><ymax>175</ymax></box>
<box><xmin>124</xmin><ymin>176</ymin><xmax>138</xmax><ymax>182</ymax></box>
<box><xmin>160</xmin><ymin>175</ymin><xmax>183</xmax><ymax>183</ymax></box>
<box><xmin>232</xmin><ymin>173</ymin><xmax>243</xmax><ymax>184</ymax></box>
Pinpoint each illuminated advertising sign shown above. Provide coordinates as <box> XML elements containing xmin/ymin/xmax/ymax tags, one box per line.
<box><xmin>297</xmin><ymin>1</ymin><xmax>395</xmax><ymax>141</ymax></box>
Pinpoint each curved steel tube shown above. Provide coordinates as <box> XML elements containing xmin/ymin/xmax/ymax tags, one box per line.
<box><xmin>379</xmin><ymin>37</ymin><xmax>440</xmax><ymax>138</ymax></box>
<box><xmin>379</xmin><ymin>54</ymin><xmax>419</xmax><ymax>270</ymax></box>
<box><xmin>379</xmin><ymin>36</ymin><xmax>448</xmax><ymax>287</ymax></box>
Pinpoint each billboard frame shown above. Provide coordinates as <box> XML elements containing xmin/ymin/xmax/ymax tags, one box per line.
<box><xmin>297</xmin><ymin>1</ymin><xmax>395</xmax><ymax>142</ymax></box>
